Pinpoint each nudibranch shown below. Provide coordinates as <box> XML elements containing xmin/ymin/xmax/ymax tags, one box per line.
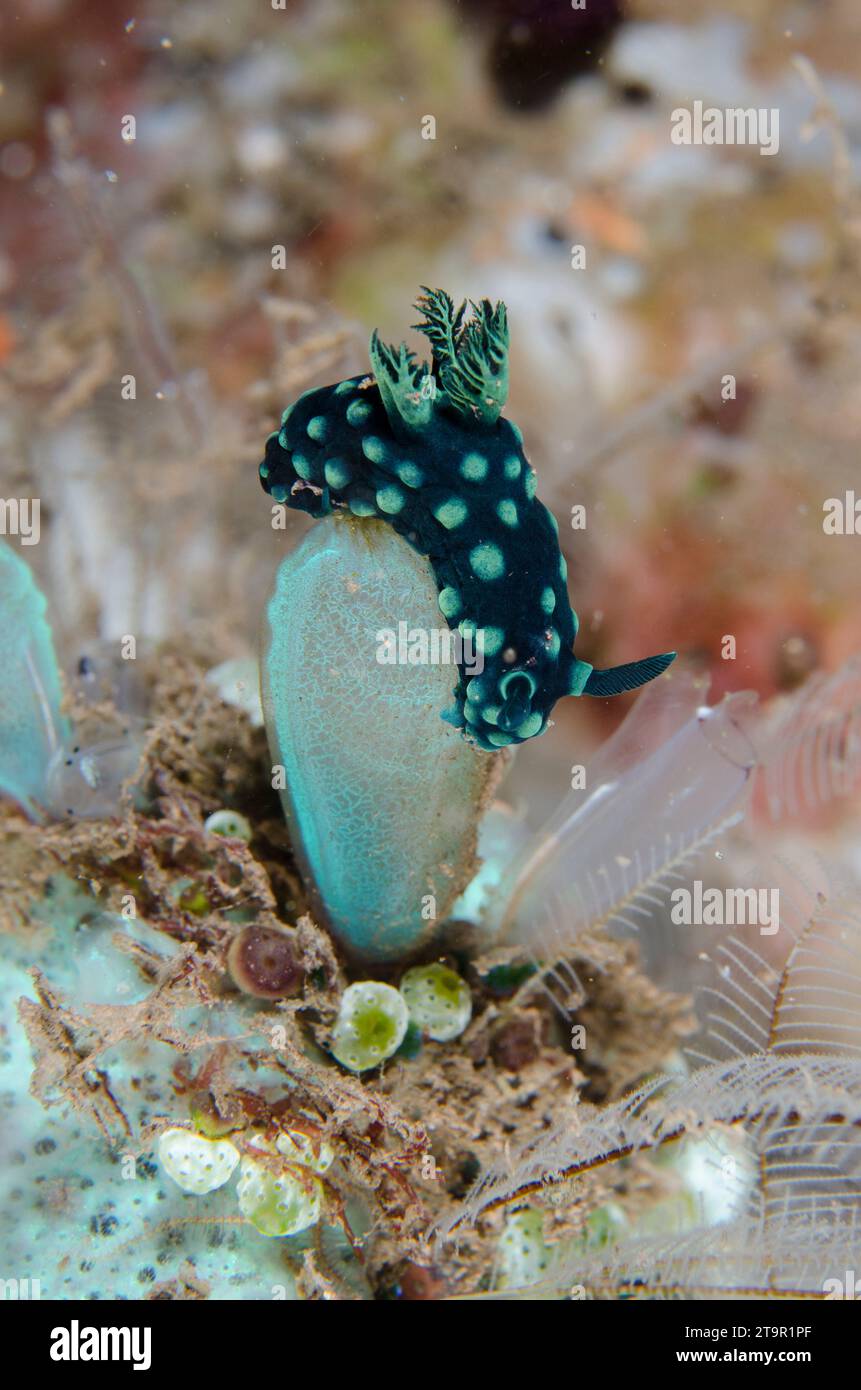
<box><xmin>259</xmin><ymin>289</ymin><xmax>675</xmax><ymax>750</ymax></box>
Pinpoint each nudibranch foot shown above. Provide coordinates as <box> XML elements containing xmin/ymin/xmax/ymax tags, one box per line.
<box><xmin>259</xmin><ymin>288</ymin><xmax>676</xmax><ymax>749</ymax></box>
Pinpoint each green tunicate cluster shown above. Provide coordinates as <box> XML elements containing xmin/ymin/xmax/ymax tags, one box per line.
<box><xmin>273</xmin><ymin>1128</ymin><xmax>335</xmax><ymax>1174</ymax></box>
<box><xmin>581</xmin><ymin>1201</ymin><xmax>627</xmax><ymax>1249</ymax></box>
<box><xmin>158</xmin><ymin>1127</ymin><xmax>239</xmax><ymax>1195</ymax></box>
<box><xmin>399</xmin><ymin>963</ymin><xmax>472</xmax><ymax>1042</ymax></box>
<box><xmin>330</xmin><ymin>981</ymin><xmax>408</xmax><ymax>1072</ymax></box>
<box><xmin>331</xmin><ymin>966</ymin><xmax>472</xmax><ymax>1070</ymax></box>
<box><xmin>204</xmin><ymin>808</ymin><xmax>252</xmax><ymax>842</ymax></box>
<box><xmin>497</xmin><ymin>1208</ymin><xmax>551</xmax><ymax>1290</ymax></box>
<box><xmin>157</xmin><ymin>1125</ymin><xmax>335</xmax><ymax>1239</ymax></box>
<box><xmin>237</xmin><ymin>1132</ymin><xmax>332</xmax><ymax>1238</ymax></box>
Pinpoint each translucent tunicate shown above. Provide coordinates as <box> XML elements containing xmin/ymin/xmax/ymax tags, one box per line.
<box><xmin>330</xmin><ymin>981</ymin><xmax>409</xmax><ymax>1072</ymax></box>
<box><xmin>158</xmin><ymin>1128</ymin><xmax>240</xmax><ymax>1195</ymax></box>
<box><xmin>0</xmin><ymin>542</ymin><xmax>69</xmax><ymax>818</ymax></box>
<box><xmin>399</xmin><ymin>963</ymin><xmax>472</xmax><ymax>1042</ymax></box>
<box><xmin>261</xmin><ymin>519</ymin><xmax>497</xmax><ymax>961</ymax></box>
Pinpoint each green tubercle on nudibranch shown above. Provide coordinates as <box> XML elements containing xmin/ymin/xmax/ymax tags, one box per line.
<box><xmin>259</xmin><ymin>288</ymin><xmax>676</xmax><ymax>751</ymax></box>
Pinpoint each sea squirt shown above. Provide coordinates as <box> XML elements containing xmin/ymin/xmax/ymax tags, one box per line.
<box><xmin>0</xmin><ymin>540</ymin><xmax>70</xmax><ymax>819</ymax></box>
<box><xmin>261</xmin><ymin>519</ymin><xmax>498</xmax><ymax>961</ymax></box>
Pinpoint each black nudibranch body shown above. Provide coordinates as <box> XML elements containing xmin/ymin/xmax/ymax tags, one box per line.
<box><xmin>259</xmin><ymin>288</ymin><xmax>675</xmax><ymax>750</ymax></box>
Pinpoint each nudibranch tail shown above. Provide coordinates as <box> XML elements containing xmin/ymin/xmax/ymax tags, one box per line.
<box><xmin>580</xmin><ymin>651</ymin><xmax>678</xmax><ymax>698</ymax></box>
<box><xmin>259</xmin><ymin>287</ymin><xmax>676</xmax><ymax>752</ymax></box>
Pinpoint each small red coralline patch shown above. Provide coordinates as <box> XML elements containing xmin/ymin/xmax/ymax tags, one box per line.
<box><xmin>490</xmin><ymin>1017</ymin><xmax>540</xmax><ymax>1071</ymax></box>
<box><xmin>395</xmin><ymin>1261</ymin><xmax>448</xmax><ymax>1300</ymax></box>
<box><xmin>689</xmin><ymin>380</ymin><xmax>757</xmax><ymax>436</ymax></box>
<box><xmin>226</xmin><ymin>924</ymin><xmax>304</xmax><ymax>999</ymax></box>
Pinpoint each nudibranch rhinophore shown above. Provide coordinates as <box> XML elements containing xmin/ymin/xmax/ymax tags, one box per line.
<box><xmin>259</xmin><ymin>288</ymin><xmax>675</xmax><ymax>750</ymax></box>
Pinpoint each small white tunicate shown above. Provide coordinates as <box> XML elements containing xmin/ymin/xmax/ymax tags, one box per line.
<box><xmin>276</xmin><ymin>1128</ymin><xmax>334</xmax><ymax>1174</ymax></box>
<box><xmin>45</xmin><ymin>734</ymin><xmax>144</xmax><ymax>820</ymax></box>
<box><xmin>158</xmin><ymin>1128</ymin><xmax>239</xmax><ymax>1195</ymax></box>
<box><xmin>236</xmin><ymin>1133</ymin><xmax>323</xmax><ymax>1237</ymax></box>
<box><xmin>399</xmin><ymin>963</ymin><xmax>472</xmax><ymax>1042</ymax></box>
<box><xmin>497</xmin><ymin>1208</ymin><xmax>550</xmax><ymax>1289</ymax></box>
<box><xmin>204</xmin><ymin>808</ymin><xmax>252</xmax><ymax>842</ymax></box>
<box><xmin>331</xmin><ymin>981</ymin><xmax>408</xmax><ymax>1072</ymax></box>
<box><xmin>205</xmin><ymin>657</ymin><xmax>264</xmax><ymax>727</ymax></box>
